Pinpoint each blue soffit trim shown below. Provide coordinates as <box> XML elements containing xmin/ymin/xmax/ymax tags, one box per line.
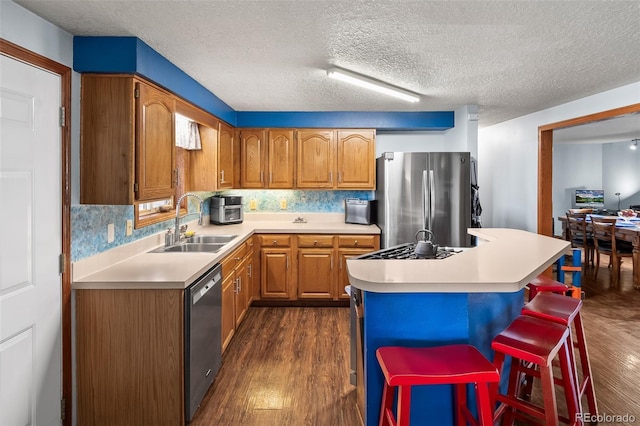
<box><xmin>236</xmin><ymin>111</ymin><xmax>454</xmax><ymax>131</ymax></box>
<box><xmin>72</xmin><ymin>36</ymin><xmax>454</xmax><ymax>131</ymax></box>
<box><xmin>73</xmin><ymin>36</ymin><xmax>236</xmax><ymax>125</ymax></box>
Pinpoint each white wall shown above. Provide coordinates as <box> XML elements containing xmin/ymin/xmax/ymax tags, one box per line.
<box><xmin>552</xmin><ymin>143</ymin><xmax>603</xmax><ymax>235</ymax></box>
<box><xmin>1</xmin><ymin>1</ymin><xmax>82</xmax><ymax>205</ymax></box>
<box><xmin>376</xmin><ymin>104</ymin><xmax>479</xmax><ymax>158</ymax></box>
<box><xmin>478</xmin><ymin>81</ymin><xmax>640</xmax><ymax>231</ymax></box>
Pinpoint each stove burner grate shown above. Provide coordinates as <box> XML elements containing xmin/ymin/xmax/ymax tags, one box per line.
<box><xmin>356</xmin><ymin>243</ymin><xmax>460</xmax><ymax>260</ymax></box>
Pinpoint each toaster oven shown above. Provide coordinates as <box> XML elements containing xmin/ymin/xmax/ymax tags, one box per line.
<box><xmin>345</xmin><ymin>199</ymin><xmax>377</xmax><ymax>225</ymax></box>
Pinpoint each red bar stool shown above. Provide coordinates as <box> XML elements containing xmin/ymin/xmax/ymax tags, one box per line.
<box><xmin>491</xmin><ymin>315</ymin><xmax>580</xmax><ymax>426</ymax></box>
<box><xmin>521</xmin><ymin>292</ymin><xmax>598</xmax><ymax>419</ymax></box>
<box><xmin>375</xmin><ymin>344</ymin><xmax>499</xmax><ymax>426</ymax></box>
<box><xmin>526</xmin><ymin>275</ymin><xmax>569</xmax><ymax>301</ymax></box>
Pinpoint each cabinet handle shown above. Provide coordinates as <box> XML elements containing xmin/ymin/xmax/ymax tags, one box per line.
<box><xmin>330</xmin><ymin>255</ymin><xmax>333</xmax><ymax>270</ymax></box>
<box><xmin>220</xmin><ymin>170</ymin><xmax>225</xmax><ymax>183</ymax></box>
<box><xmin>273</xmin><ymin>240</ymin><xmax>278</xmax><ymax>246</ymax></box>
<box><xmin>234</xmin><ymin>278</ymin><xmax>238</xmax><ymax>293</ymax></box>
<box><xmin>235</xmin><ymin>257</ymin><xmax>241</xmax><ymax>261</ymax></box>
<box><xmin>338</xmin><ymin>171</ymin><xmax>342</xmax><ymax>183</ymax></box>
<box><xmin>329</xmin><ymin>171</ymin><xmax>333</xmax><ymax>183</ymax></box>
<box><xmin>174</xmin><ymin>169</ymin><xmax>179</xmax><ymax>186</ymax></box>
<box><xmin>270</xmin><ymin>171</ymin><xmax>273</xmax><ymax>183</ymax></box>
<box><xmin>248</xmin><ymin>264</ymin><xmax>252</xmax><ymax>278</ymax></box>
<box><xmin>313</xmin><ymin>240</ymin><xmax>318</xmax><ymax>246</ymax></box>
<box><xmin>354</xmin><ymin>240</ymin><xmax>358</xmax><ymax>246</ymax></box>
<box><xmin>238</xmin><ymin>277</ymin><xmax>242</xmax><ymax>292</ymax></box>
<box><xmin>286</xmin><ymin>255</ymin><xmax>289</xmax><ymax>269</ymax></box>
<box><xmin>260</xmin><ymin>170</ymin><xmax>264</xmax><ymax>183</ymax></box>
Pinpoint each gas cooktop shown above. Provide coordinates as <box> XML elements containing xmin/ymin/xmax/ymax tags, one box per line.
<box><xmin>355</xmin><ymin>243</ymin><xmax>463</xmax><ymax>260</ymax></box>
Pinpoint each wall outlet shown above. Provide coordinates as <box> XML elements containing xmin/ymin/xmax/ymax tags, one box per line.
<box><xmin>249</xmin><ymin>199</ymin><xmax>258</xmax><ymax>210</ymax></box>
<box><xmin>280</xmin><ymin>199</ymin><xmax>287</xmax><ymax>210</ymax></box>
<box><xmin>126</xmin><ymin>219</ymin><xmax>133</xmax><ymax>236</ymax></box>
<box><xmin>107</xmin><ymin>223</ymin><xmax>115</xmax><ymax>243</ymax></box>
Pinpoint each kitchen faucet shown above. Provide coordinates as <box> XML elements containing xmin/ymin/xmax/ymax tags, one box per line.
<box><xmin>175</xmin><ymin>192</ymin><xmax>204</xmax><ymax>243</ymax></box>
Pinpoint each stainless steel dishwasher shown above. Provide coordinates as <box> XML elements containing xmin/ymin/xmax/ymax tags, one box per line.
<box><xmin>185</xmin><ymin>263</ymin><xmax>222</xmax><ymax>421</ymax></box>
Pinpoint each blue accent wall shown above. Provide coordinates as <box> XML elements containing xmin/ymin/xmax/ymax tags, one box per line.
<box><xmin>236</xmin><ymin>111</ymin><xmax>453</xmax><ymax>130</ymax></box>
<box><xmin>72</xmin><ymin>36</ymin><xmax>454</xmax><ymax>131</ymax></box>
<box><xmin>74</xmin><ymin>36</ymin><xmax>237</xmax><ymax>124</ymax></box>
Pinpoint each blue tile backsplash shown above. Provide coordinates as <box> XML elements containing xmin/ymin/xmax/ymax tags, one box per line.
<box><xmin>71</xmin><ymin>190</ymin><xmax>374</xmax><ymax>261</ymax></box>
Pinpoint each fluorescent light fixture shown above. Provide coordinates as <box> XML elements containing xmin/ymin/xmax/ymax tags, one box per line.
<box><xmin>326</xmin><ymin>67</ymin><xmax>420</xmax><ymax>103</ymax></box>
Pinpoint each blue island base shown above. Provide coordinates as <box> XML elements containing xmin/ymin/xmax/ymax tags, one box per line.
<box><xmin>362</xmin><ymin>289</ymin><xmax>524</xmax><ymax>425</ymax></box>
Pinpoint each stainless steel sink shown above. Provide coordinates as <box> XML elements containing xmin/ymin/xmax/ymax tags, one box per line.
<box><xmin>149</xmin><ymin>242</ymin><xmax>226</xmax><ymax>253</ymax></box>
<box><xmin>183</xmin><ymin>235</ymin><xmax>237</xmax><ymax>244</ymax></box>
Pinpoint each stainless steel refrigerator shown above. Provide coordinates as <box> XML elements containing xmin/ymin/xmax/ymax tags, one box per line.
<box><xmin>376</xmin><ymin>152</ymin><xmax>472</xmax><ymax>248</ymax></box>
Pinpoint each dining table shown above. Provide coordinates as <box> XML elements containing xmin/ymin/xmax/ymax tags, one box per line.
<box><xmin>558</xmin><ymin>214</ymin><xmax>640</xmax><ymax>289</ymax></box>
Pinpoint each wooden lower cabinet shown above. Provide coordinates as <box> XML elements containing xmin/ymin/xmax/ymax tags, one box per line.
<box><xmin>221</xmin><ymin>271</ymin><xmax>236</xmax><ymax>351</ymax></box>
<box><xmin>221</xmin><ymin>240</ymin><xmax>252</xmax><ymax>352</ymax></box>
<box><xmin>297</xmin><ymin>248</ymin><xmax>335</xmax><ymax>299</ymax></box>
<box><xmin>76</xmin><ymin>288</ymin><xmax>184</xmax><ymax>426</ymax></box>
<box><xmin>260</xmin><ymin>248</ymin><xmax>293</xmax><ymax>298</ymax></box>
<box><xmin>337</xmin><ymin>249</ymin><xmax>372</xmax><ymax>299</ymax></box>
<box><xmin>256</xmin><ymin>233</ymin><xmax>379</xmax><ymax>301</ymax></box>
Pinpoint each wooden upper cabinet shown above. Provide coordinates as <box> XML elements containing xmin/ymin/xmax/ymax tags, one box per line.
<box><xmin>240</xmin><ymin>129</ymin><xmax>266</xmax><ymax>188</ymax></box>
<box><xmin>337</xmin><ymin>130</ymin><xmax>375</xmax><ymax>189</ymax></box>
<box><xmin>296</xmin><ymin>129</ymin><xmax>336</xmax><ymax>188</ymax></box>
<box><xmin>80</xmin><ymin>74</ymin><xmax>175</xmax><ymax>204</ymax></box>
<box><xmin>189</xmin><ymin>124</ymin><xmax>218</xmax><ymax>191</ymax></box>
<box><xmin>176</xmin><ymin>97</ymin><xmax>220</xmax><ymax>192</ymax></box>
<box><xmin>267</xmin><ymin>129</ymin><xmax>295</xmax><ymax>188</ymax></box>
<box><xmin>135</xmin><ymin>81</ymin><xmax>176</xmax><ymax>200</ymax></box>
<box><xmin>218</xmin><ymin>122</ymin><xmax>234</xmax><ymax>189</ymax></box>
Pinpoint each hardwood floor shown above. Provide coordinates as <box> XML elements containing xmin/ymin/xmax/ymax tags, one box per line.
<box><xmin>190</xmin><ymin>253</ymin><xmax>639</xmax><ymax>425</ymax></box>
<box><xmin>190</xmin><ymin>306</ymin><xmax>360</xmax><ymax>426</ymax></box>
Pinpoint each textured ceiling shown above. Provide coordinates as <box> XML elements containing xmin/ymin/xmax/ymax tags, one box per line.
<box><xmin>14</xmin><ymin>0</ymin><xmax>640</xmax><ymax>127</ymax></box>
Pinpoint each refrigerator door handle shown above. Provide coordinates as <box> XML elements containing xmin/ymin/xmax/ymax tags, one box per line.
<box><xmin>422</xmin><ymin>170</ymin><xmax>429</xmax><ymax>229</ymax></box>
<box><xmin>429</xmin><ymin>169</ymin><xmax>435</xmax><ymax>231</ymax></box>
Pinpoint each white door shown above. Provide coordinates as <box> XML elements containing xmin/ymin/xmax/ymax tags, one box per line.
<box><xmin>0</xmin><ymin>54</ymin><xmax>62</xmax><ymax>425</ymax></box>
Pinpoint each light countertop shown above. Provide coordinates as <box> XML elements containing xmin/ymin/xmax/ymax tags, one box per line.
<box><xmin>72</xmin><ymin>213</ymin><xmax>379</xmax><ymax>290</ymax></box>
<box><xmin>346</xmin><ymin>228</ymin><xmax>571</xmax><ymax>293</ymax></box>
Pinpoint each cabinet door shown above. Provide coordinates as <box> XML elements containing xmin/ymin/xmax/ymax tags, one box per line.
<box><xmin>234</xmin><ymin>257</ymin><xmax>248</xmax><ymax>327</ymax></box>
<box><xmin>135</xmin><ymin>81</ymin><xmax>175</xmax><ymax>200</ymax></box>
<box><xmin>221</xmin><ymin>272</ymin><xmax>236</xmax><ymax>352</ymax></box>
<box><xmin>267</xmin><ymin>129</ymin><xmax>295</xmax><ymax>188</ymax></box>
<box><xmin>337</xmin><ymin>130</ymin><xmax>375</xmax><ymax>189</ymax></box>
<box><xmin>260</xmin><ymin>248</ymin><xmax>292</xmax><ymax>299</ymax></box>
<box><xmin>297</xmin><ymin>248</ymin><xmax>335</xmax><ymax>299</ymax></box>
<box><xmin>80</xmin><ymin>75</ymin><xmax>136</xmax><ymax>205</ymax></box>
<box><xmin>338</xmin><ymin>249</ymin><xmax>373</xmax><ymax>299</ymax></box>
<box><xmin>296</xmin><ymin>129</ymin><xmax>335</xmax><ymax>188</ymax></box>
<box><xmin>189</xmin><ymin>124</ymin><xmax>219</xmax><ymax>191</ymax></box>
<box><xmin>240</xmin><ymin>129</ymin><xmax>266</xmax><ymax>188</ymax></box>
<box><xmin>218</xmin><ymin>122</ymin><xmax>234</xmax><ymax>189</ymax></box>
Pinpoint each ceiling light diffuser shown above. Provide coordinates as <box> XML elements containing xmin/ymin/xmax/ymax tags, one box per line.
<box><xmin>326</xmin><ymin>68</ymin><xmax>420</xmax><ymax>103</ymax></box>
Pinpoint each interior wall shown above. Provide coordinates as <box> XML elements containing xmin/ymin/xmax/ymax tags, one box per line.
<box><xmin>478</xmin><ymin>81</ymin><xmax>640</xmax><ymax>231</ymax></box>
<box><xmin>603</xmin><ymin>142</ymin><xmax>640</xmax><ymax>210</ymax></box>
<box><xmin>552</xmin><ymin>143</ymin><xmax>603</xmax><ymax>235</ymax></box>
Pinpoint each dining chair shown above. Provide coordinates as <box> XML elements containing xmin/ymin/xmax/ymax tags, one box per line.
<box><xmin>565</xmin><ymin>211</ymin><xmax>594</xmax><ymax>275</ymax></box>
<box><xmin>591</xmin><ymin>217</ymin><xmax>633</xmax><ymax>286</ymax></box>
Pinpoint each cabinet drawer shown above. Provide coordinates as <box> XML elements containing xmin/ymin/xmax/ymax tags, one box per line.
<box><xmin>337</xmin><ymin>235</ymin><xmax>377</xmax><ymax>248</ymax></box>
<box><xmin>221</xmin><ymin>241</ymin><xmax>248</xmax><ymax>276</ymax></box>
<box><xmin>258</xmin><ymin>235</ymin><xmax>291</xmax><ymax>247</ymax></box>
<box><xmin>297</xmin><ymin>235</ymin><xmax>334</xmax><ymax>248</ymax></box>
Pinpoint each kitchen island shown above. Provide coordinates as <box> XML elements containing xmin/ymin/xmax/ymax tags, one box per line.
<box><xmin>346</xmin><ymin>228</ymin><xmax>571</xmax><ymax>426</ymax></box>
